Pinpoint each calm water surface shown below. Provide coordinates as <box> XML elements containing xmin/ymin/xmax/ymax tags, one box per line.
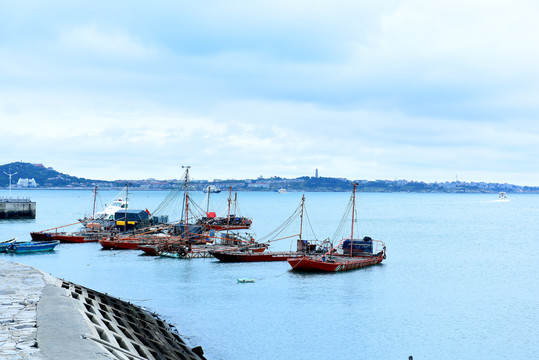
<box><xmin>1</xmin><ymin>189</ymin><xmax>538</xmax><ymax>360</ymax></box>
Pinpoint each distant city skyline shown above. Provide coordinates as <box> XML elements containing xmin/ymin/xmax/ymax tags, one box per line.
<box><xmin>1</xmin><ymin>1</ymin><xmax>538</xmax><ymax>186</ymax></box>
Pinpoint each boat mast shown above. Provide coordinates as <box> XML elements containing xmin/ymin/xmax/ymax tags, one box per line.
<box><xmin>182</xmin><ymin>166</ymin><xmax>191</xmax><ymax>242</ymax></box>
<box><xmin>92</xmin><ymin>186</ymin><xmax>98</xmax><ymax>220</ymax></box>
<box><xmin>124</xmin><ymin>183</ymin><xmax>129</xmax><ymax>233</ymax></box>
<box><xmin>226</xmin><ymin>186</ymin><xmax>232</xmax><ymax>237</ymax></box>
<box><xmin>299</xmin><ymin>194</ymin><xmax>305</xmax><ymax>241</ymax></box>
<box><xmin>350</xmin><ymin>183</ymin><xmax>357</xmax><ymax>256</ymax></box>
<box><xmin>206</xmin><ymin>187</ymin><xmax>211</xmax><ymax>213</ymax></box>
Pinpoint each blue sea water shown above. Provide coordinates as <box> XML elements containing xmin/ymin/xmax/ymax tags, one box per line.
<box><xmin>1</xmin><ymin>189</ymin><xmax>538</xmax><ymax>360</ymax></box>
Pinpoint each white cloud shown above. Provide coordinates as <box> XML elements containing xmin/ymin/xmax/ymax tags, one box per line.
<box><xmin>56</xmin><ymin>24</ymin><xmax>155</xmax><ymax>58</ymax></box>
<box><xmin>0</xmin><ymin>1</ymin><xmax>538</xmax><ymax>185</ymax></box>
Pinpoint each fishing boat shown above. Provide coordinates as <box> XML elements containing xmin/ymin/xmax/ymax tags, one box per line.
<box><xmin>196</xmin><ymin>187</ymin><xmax>252</xmax><ymax>231</ymax></box>
<box><xmin>196</xmin><ymin>214</ymin><xmax>252</xmax><ymax>231</ymax></box>
<box><xmin>31</xmin><ymin>224</ymin><xmax>108</xmax><ymax>243</ymax></box>
<box><xmin>210</xmin><ymin>195</ymin><xmax>330</xmax><ymax>262</ymax></box>
<box><xmin>31</xmin><ymin>186</ymin><xmax>124</xmax><ymax>243</ymax></box>
<box><xmin>287</xmin><ymin>183</ymin><xmax>386</xmax><ymax>272</ymax></box>
<box><xmin>141</xmin><ymin>230</ymin><xmax>266</xmax><ymax>258</ymax></box>
<box><xmin>202</xmin><ymin>185</ymin><xmax>221</xmax><ymax>193</ymax></box>
<box><xmin>6</xmin><ymin>240</ymin><xmax>60</xmax><ymax>253</ymax></box>
<box><xmin>99</xmin><ymin>234</ymin><xmax>166</xmax><ymax>250</ymax></box>
<box><xmin>140</xmin><ymin>167</ymin><xmax>266</xmax><ymax>258</ymax></box>
<box><xmin>79</xmin><ymin>186</ymin><xmax>129</xmax><ymax>225</ymax></box>
<box><xmin>210</xmin><ymin>249</ymin><xmax>305</xmax><ymax>262</ymax></box>
<box><xmin>157</xmin><ymin>243</ymin><xmax>242</xmax><ymax>259</ymax></box>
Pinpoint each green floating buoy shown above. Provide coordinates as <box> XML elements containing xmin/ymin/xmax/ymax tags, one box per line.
<box><xmin>237</xmin><ymin>278</ymin><xmax>255</xmax><ymax>283</ymax></box>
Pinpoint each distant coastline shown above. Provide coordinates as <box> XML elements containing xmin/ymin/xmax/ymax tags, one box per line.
<box><xmin>2</xmin><ymin>161</ymin><xmax>538</xmax><ymax>193</ymax></box>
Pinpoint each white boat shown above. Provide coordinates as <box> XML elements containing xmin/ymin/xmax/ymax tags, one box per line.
<box><xmin>497</xmin><ymin>192</ymin><xmax>509</xmax><ymax>201</ymax></box>
<box><xmin>94</xmin><ymin>197</ymin><xmax>128</xmax><ymax>220</ymax></box>
<box><xmin>203</xmin><ymin>185</ymin><xmax>221</xmax><ymax>193</ymax></box>
<box><xmin>277</xmin><ymin>188</ymin><xmax>287</xmax><ymax>194</ymax></box>
<box><xmin>79</xmin><ymin>187</ymin><xmax>129</xmax><ymax>225</ymax></box>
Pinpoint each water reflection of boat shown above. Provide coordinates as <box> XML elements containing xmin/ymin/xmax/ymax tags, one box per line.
<box><xmin>287</xmin><ymin>183</ymin><xmax>386</xmax><ymax>272</ymax></box>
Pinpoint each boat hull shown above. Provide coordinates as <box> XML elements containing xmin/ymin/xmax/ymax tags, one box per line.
<box><xmin>202</xmin><ymin>224</ymin><xmax>252</xmax><ymax>231</ymax></box>
<box><xmin>139</xmin><ymin>244</ymin><xmax>159</xmax><ymax>255</ymax></box>
<box><xmin>30</xmin><ymin>232</ymin><xmax>53</xmax><ymax>241</ymax></box>
<box><xmin>53</xmin><ymin>234</ymin><xmax>94</xmax><ymax>243</ymax></box>
<box><xmin>210</xmin><ymin>251</ymin><xmax>305</xmax><ymax>262</ymax></box>
<box><xmin>287</xmin><ymin>251</ymin><xmax>385</xmax><ymax>272</ymax></box>
<box><xmin>99</xmin><ymin>237</ymin><xmax>145</xmax><ymax>250</ymax></box>
<box><xmin>31</xmin><ymin>231</ymin><xmax>99</xmax><ymax>243</ymax></box>
<box><xmin>7</xmin><ymin>240</ymin><xmax>60</xmax><ymax>253</ymax></box>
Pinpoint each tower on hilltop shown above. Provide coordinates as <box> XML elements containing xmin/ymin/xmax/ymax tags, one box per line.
<box><xmin>315</xmin><ymin>169</ymin><xmax>319</xmax><ymax>178</ymax></box>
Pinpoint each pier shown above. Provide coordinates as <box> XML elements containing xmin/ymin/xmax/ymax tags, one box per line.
<box><xmin>0</xmin><ymin>260</ymin><xmax>206</xmax><ymax>360</ymax></box>
<box><xmin>0</xmin><ymin>198</ymin><xmax>36</xmax><ymax>219</ymax></box>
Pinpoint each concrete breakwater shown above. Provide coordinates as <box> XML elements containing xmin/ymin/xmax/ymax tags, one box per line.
<box><xmin>0</xmin><ymin>199</ymin><xmax>36</xmax><ymax>219</ymax></box>
<box><xmin>0</xmin><ymin>260</ymin><xmax>206</xmax><ymax>360</ymax></box>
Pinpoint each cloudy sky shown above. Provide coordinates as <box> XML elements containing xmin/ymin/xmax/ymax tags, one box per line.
<box><xmin>1</xmin><ymin>0</ymin><xmax>538</xmax><ymax>185</ymax></box>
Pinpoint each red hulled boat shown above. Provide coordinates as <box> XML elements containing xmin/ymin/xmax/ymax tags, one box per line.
<box><xmin>287</xmin><ymin>250</ymin><xmax>385</xmax><ymax>272</ymax></box>
<box><xmin>287</xmin><ymin>183</ymin><xmax>386</xmax><ymax>272</ymax></box>
<box><xmin>31</xmin><ymin>222</ymin><xmax>106</xmax><ymax>243</ymax></box>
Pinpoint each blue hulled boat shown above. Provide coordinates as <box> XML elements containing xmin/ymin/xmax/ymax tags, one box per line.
<box><xmin>6</xmin><ymin>240</ymin><xmax>60</xmax><ymax>253</ymax></box>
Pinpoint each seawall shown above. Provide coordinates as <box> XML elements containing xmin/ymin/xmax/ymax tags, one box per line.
<box><xmin>0</xmin><ymin>260</ymin><xmax>206</xmax><ymax>360</ymax></box>
<box><xmin>0</xmin><ymin>200</ymin><xmax>36</xmax><ymax>219</ymax></box>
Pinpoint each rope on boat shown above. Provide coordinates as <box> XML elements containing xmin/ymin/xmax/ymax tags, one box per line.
<box><xmin>152</xmin><ymin>186</ymin><xmax>183</xmax><ymax>217</ymax></box>
<box><xmin>330</xmin><ymin>195</ymin><xmax>354</xmax><ymax>244</ymax></box>
<box><xmin>302</xmin><ymin>205</ymin><xmax>319</xmax><ymax>241</ymax></box>
<box><xmin>36</xmin><ymin>221</ymin><xmax>83</xmax><ymax>233</ymax></box>
<box><xmin>257</xmin><ymin>200</ymin><xmax>303</xmax><ymax>242</ymax></box>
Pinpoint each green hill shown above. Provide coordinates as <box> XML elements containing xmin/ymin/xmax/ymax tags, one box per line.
<box><xmin>0</xmin><ymin>162</ymin><xmax>100</xmax><ymax>188</ymax></box>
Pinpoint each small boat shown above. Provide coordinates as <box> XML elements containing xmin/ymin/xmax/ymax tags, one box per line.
<box><xmin>31</xmin><ymin>214</ymin><xmax>115</xmax><ymax>243</ymax></box>
<box><xmin>497</xmin><ymin>192</ymin><xmax>509</xmax><ymax>201</ymax></box>
<box><xmin>6</xmin><ymin>240</ymin><xmax>60</xmax><ymax>253</ymax></box>
<box><xmin>147</xmin><ymin>232</ymin><xmax>267</xmax><ymax>258</ymax></box>
<box><xmin>197</xmin><ymin>187</ymin><xmax>252</xmax><ymax>231</ymax></box>
<box><xmin>287</xmin><ymin>184</ymin><xmax>386</xmax><ymax>272</ymax></box>
<box><xmin>99</xmin><ymin>231</ymin><xmax>177</xmax><ymax>250</ymax></box>
<box><xmin>79</xmin><ymin>186</ymin><xmax>129</xmax><ymax>225</ymax></box>
<box><xmin>157</xmin><ymin>243</ymin><xmax>242</xmax><ymax>259</ymax></box>
<box><xmin>277</xmin><ymin>188</ymin><xmax>287</xmax><ymax>194</ymax></box>
<box><xmin>31</xmin><ymin>229</ymin><xmax>104</xmax><ymax>243</ymax></box>
<box><xmin>237</xmin><ymin>278</ymin><xmax>255</xmax><ymax>283</ymax></box>
<box><xmin>30</xmin><ymin>231</ymin><xmax>54</xmax><ymax>241</ymax></box>
<box><xmin>202</xmin><ymin>185</ymin><xmax>221</xmax><ymax>193</ymax></box>
<box><xmin>287</xmin><ymin>250</ymin><xmax>385</xmax><ymax>272</ymax></box>
<box><xmin>196</xmin><ymin>214</ymin><xmax>252</xmax><ymax>231</ymax></box>
<box><xmin>210</xmin><ymin>249</ymin><xmax>306</xmax><ymax>262</ymax></box>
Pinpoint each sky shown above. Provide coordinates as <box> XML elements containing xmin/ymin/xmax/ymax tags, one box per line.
<box><xmin>1</xmin><ymin>0</ymin><xmax>538</xmax><ymax>185</ymax></box>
